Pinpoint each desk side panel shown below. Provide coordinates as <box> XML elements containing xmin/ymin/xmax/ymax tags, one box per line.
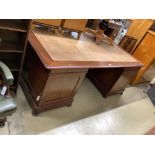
<box><xmin>22</xmin><ymin>42</ymin><xmax>49</xmax><ymax>102</ymax></box>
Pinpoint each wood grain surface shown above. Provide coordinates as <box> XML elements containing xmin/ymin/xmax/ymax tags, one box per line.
<box><xmin>131</xmin><ymin>31</ymin><xmax>155</xmax><ymax>84</ymax></box>
<box><xmin>61</xmin><ymin>19</ymin><xmax>88</xmax><ymax>32</ymax></box>
<box><xmin>33</xmin><ymin>19</ymin><xmax>62</xmax><ymax>27</ymax></box>
<box><xmin>126</xmin><ymin>19</ymin><xmax>154</xmax><ymax>53</ymax></box>
<box><xmin>29</xmin><ymin>30</ymin><xmax>142</xmax><ymax>69</ymax></box>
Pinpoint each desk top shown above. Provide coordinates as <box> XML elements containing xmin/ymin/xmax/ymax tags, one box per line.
<box><xmin>148</xmin><ymin>30</ymin><xmax>155</xmax><ymax>37</ymax></box>
<box><xmin>28</xmin><ymin>30</ymin><xmax>142</xmax><ymax>69</ymax></box>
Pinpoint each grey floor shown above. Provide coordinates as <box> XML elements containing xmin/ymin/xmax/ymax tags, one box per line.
<box><xmin>0</xmin><ymin>78</ymin><xmax>155</xmax><ymax>135</ymax></box>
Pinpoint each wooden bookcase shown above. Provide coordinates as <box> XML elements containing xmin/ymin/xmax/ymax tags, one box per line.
<box><xmin>0</xmin><ymin>19</ymin><xmax>31</xmax><ymax>92</ymax></box>
<box><xmin>125</xmin><ymin>19</ymin><xmax>154</xmax><ymax>53</ymax></box>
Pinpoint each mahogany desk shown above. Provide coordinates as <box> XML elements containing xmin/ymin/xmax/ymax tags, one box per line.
<box><xmin>20</xmin><ymin>30</ymin><xmax>142</xmax><ymax>115</ymax></box>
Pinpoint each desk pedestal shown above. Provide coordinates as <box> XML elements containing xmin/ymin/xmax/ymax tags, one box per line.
<box><xmin>87</xmin><ymin>67</ymin><xmax>139</xmax><ymax>97</ymax></box>
<box><xmin>20</xmin><ymin>43</ymin><xmax>87</xmax><ymax>115</ymax></box>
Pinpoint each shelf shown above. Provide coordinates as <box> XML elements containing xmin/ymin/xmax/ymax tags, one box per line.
<box><xmin>0</xmin><ymin>41</ymin><xmax>23</xmax><ymax>53</ymax></box>
<box><xmin>6</xmin><ymin>62</ymin><xmax>20</xmax><ymax>71</ymax></box>
<box><xmin>0</xmin><ymin>20</ymin><xmax>28</xmax><ymax>32</ymax></box>
<box><xmin>0</xmin><ymin>52</ymin><xmax>22</xmax><ymax>71</ymax></box>
<box><xmin>0</xmin><ymin>19</ymin><xmax>30</xmax><ymax>93</ymax></box>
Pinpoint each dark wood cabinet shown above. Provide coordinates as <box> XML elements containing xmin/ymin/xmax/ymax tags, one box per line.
<box><xmin>0</xmin><ymin>19</ymin><xmax>31</xmax><ymax>92</ymax></box>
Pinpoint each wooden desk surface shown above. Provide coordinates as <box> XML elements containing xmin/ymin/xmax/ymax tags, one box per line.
<box><xmin>29</xmin><ymin>30</ymin><xmax>142</xmax><ymax>69</ymax></box>
<box><xmin>148</xmin><ymin>30</ymin><xmax>155</xmax><ymax>37</ymax></box>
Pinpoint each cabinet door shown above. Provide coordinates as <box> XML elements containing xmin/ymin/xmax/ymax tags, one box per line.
<box><xmin>40</xmin><ymin>70</ymin><xmax>87</xmax><ymax>104</ymax></box>
<box><xmin>62</xmin><ymin>19</ymin><xmax>88</xmax><ymax>31</ymax></box>
<box><xmin>33</xmin><ymin>19</ymin><xmax>62</xmax><ymax>27</ymax></box>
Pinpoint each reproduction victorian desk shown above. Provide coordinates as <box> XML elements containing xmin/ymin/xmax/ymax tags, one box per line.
<box><xmin>20</xmin><ymin>30</ymin><xmax>142</xmax><ymax>115</ymax></box>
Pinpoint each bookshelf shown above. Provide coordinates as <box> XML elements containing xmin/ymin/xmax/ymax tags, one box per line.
<box><xmin>0</xmin><ymin>19</ymin><xmax>31</xmax><ymax>92</ymax></box>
